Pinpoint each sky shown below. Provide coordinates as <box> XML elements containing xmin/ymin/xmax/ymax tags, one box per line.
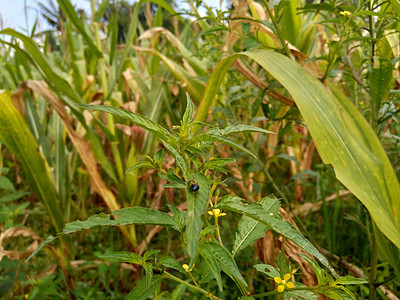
<box><xmin>0</xmin><ymin>0</ymin><xmax>226</xmax><ymax>34</ymax></box>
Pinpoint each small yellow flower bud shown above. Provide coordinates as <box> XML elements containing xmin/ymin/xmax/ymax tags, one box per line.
<box><xmin>340</xmin><ymin>11</ymin><xmax>352</xmax><ymax>16</ymax></box>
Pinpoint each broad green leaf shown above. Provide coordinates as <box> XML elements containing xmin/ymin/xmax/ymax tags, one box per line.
<box><xmin>198</xmin><ymin>243</ymin><xmax>223</xmax><ymax>291</ymax></box>
<box><xmin>196</xmin><ymin>49</ymin><xmax>400</xmax><ymax>274</ymax></box>
<box><xmin>0</xmin><ymin>177</ymin><xmax>15</xmax><ymax>191</ymax></box>
<box><xmin>0</xmin><ymin>191</ymin><xmax>30</xmax><ymax>203</ymax></box>
<box><xmin>253</xmin><ymin>264</ymin><xmax>281</xmax><ymax>278</ymax></box>
<box><xmin>0</xmin><ymin>91</ymin><xmax>64</xmax><ymax>233</ymax></box>
<box><xmin>200</xmin><ymin>242</ymin><xmax>248</xmax><ymax>293</ymax></box>
<box><xmin>232</xmin><ymin>197</ymin><xmax>279</xmax><ymax>257</ymax></box>
<box><xmin>162</xmin><ymin>141</ymin><xmax>188</xmax><ymax>181</ymax></box>
<box><xmin>336</xmin><ymin>276</ymin><xmax>367</xmax><ymax>285</ymax></box>
<box><xmin>125</xmin><ymin>275</ymin><xmax>162</xmax><ymax>300</ymax></box>
<box><xmin>80</xmin><ymin>104</ymin><xmax>172</xmax><ymax>142</ymax></box>
<box><xmin>206</xmin><ymin>124</ymin><xmax>274</xmax><ymax>136</ymax></box>
<box><xmin>143</xmin><ymin>250</ymin><xmax>160</xmax><ymax>261</ymax></box>
<box><xmin>171</xmin><ymin>283</ymin><xmax>187</xmax><ymax>300</ymax></box>
<box><xmin>219</xmin><ymin>195</ymin><xmax>336</xmax><ymax>277</ymax></box>
<box><xmin>189</xmin><ymin>134</ymin><xmax>257</xmax><ymax>159</ymax></box>
<box><xmin>167</xmin><ymin>205</ymin><xmax>186</xmax><ymax>232</ymax></box>
<box><xmin>163</xmin><ymin>183</ymin><xmax>187</xmax><ymax>189</ymax></box>
<box><xmin>182</xmin><ymin>93</ymin><xmax>194</xmax><ymax>127</ymax></box>
<box><xmin>299</xmin><ymin>254</ymin><xmax>326</xmax><ymax>285</ymax></box>
<box><xmin>98</xmin><ymin>251</ymin><xmax>144</xmax><ymax>265</ymax></box>
<box><xmin>186</xmin><ymin>173</ymin><xmax>210</xmax><ymax>260</ymax></box>
<box><xmin>159</xmin><ymin>256</ymin><xmax>186</xmax><ymax>273</ymax></box>
<box><xmin>159</xmin><ymin>169</ymin><xmax>185</xmax><ymax>184</ymax></box>
<box><xmin>204</xmin><ymin>158</ymin><xmax>236</xmax><ymax>169</ymax></box>
<box><xmin>27</xmin><ymin>207</ymin><xmax>177</xmax><ymax>260</ymax></box>
<box><xmin>286</xmin><ymin>285</ymin><xmax>319</xmax><ymax>300</ymax></box>
<box><xmin>144</xmin><ymin>263</ymin><xmax>153</xmax><ymax>288</ymax></box>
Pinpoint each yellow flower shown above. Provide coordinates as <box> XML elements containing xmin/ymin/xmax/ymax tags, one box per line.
<box><xmin>207</xmin><ymin>208</ymin><xmax>226</xmax><ymax>218</ymax></box>
<box><xmin>340</xmin><ymin>11</ymin><xmax>352</xmax><ymax>16</ymax></box>
<box><xmin>182</xmin><ymin>263</ymin><xmax>194</xmax><ymax>272</ymax></box>
<box><xmin>274</xmin><ymin>273</ymin><xmax>294</xmax><ymax>292</ymax></box>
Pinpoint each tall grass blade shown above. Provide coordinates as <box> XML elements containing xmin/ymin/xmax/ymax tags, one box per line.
<box><xmin>0</xmin><ymin>91</ymin><xmax>64</xmax><ymax>233</ymax></box>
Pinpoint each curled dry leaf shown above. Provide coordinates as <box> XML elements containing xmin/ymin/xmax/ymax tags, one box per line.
<box><xmin>0</xmin><ymin>227</ymin><xmax>41</xmax><ymax>261</ymax></box>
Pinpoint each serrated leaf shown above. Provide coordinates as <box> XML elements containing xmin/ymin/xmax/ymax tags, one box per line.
<box><xmin>186</xmin><ymin>173</ymin><xmax>210</xmax><ymax>259</ymax></box>
<box><xmin>162</xmin><ymin>141</ymin><xmax>188</xmax><ymax>181</ymax></box>
<box><xmin>167</xmin><ymin>205</ymin><xmax>186</xmax><ymax>232</ymax></box>
<box><xmin>153</xmin><ymin>149</ymin><xmax>167</xmax><ymax>165</ymax></box>
<box><xmin>232</xmin><ymin>197</ymin><xmax>279</xmax><ymax>257</ymax></box>
<box><xmin>219</xmin><ymin>195</ymin><xmax>336</xmax><ymax>277</ymax></box>
<box><xmin>159</xmin><ymin>169</ymin><xmax>185</xmax><ymax>185</ymax></box>
<box><xmin>143</xmin><ymin>250</ymin><xmax>160</xmax><ymax>261</ymax></box>
<box><xmin>125</xmin><ymin>275</ymin><xmax>162</xmax><ymax>300</ymax></box>
<box><xmin>27</xmin><ymin>208</ymin><xmax>177</xmax><ymax>260</ymax></box>
<box><xmin>80</xmin><ymin>104</ymin><xmax>171</xmax><ymax>142</ymax></box>
<box><xmin>182</xmin><ymin>93</ymin><xmax>194</xmax><ymax>127</ymax></box>
<box><xmin>144</xmin><ymin>263</ymin><xmax>153</xmax><ymax>288</ymax></box>
<box><xmin>200</xmin><ymin>242</ymin><xmax>248</xmax><ymax>293</ymax></box>
<box><xmin>189</xmin><ymin>134</ymin><xmax>257</xmax><ymax>159</ymax></box>
<box><xmin>98</xmin><ymin>251</ymin><xmax>144</xmax><ymax>265</ymax></box>
<box><xmin>198</xmin><ymin>243</ymin><xmax>223</xmax><ymax>291</ymax></box>
<box><xmin>203</xmin><ymin>158</ymin><xmax>236</xmax><ymax>170</ymax></box>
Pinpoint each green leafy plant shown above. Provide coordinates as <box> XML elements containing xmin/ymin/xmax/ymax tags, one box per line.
<box><xmin>25</xmin><ymin>95</ymin><xmax>365</xmax><ymax>298</ymax></box>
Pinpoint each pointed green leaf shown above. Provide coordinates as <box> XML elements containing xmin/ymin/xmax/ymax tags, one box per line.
<box><xmin>80</xmin><ymin>104</ymin><xmax>171</xmax><ymax>142</ymax></box>
<box><xmin>0</xmin><ymin>91</ymin><xmax>64</xmax><ymax>233</ymax></box>
<box><xmin>98</xmin><ymin>251</ymin><xmax>144</xmax><ymax>265</ymax></box>
<box><xmin>200</xmin><ymin>242</ymin><xmax>248</xmax><ymax>291</ymax></box>
<box><xmin>125</xmin><ymin>275</ymin><xmax>162</xmax><ymax>300</ymax></box>
<box><xmin>232</xmin><ymin>197</ymin><xmax>279</xmax><ymax>257</ymax></box>
<box><xmin>189</xmin><ymin>134</ymin><xmax>257</xmax><ymax>159</ymax></box>
<box><xmin>253</xmin><ymin>264</ymin><xmax>281</xmax><ymax>278</ymax></box>
<box><xmin>219</xmin><ymin>195</ymin><xmax>336</xmax><ymax>277</ymax></box>
<box><xmin>336</xmin><ymin>276</ymin><xmax>367</xmax><ymax>285</ymax></box>
<box><xmin>206</xmin><ymin>124</ymin><xmax>274</xmax><ymax>136</ymax></box>
<box><xmin>125</xmin><ymin>161</ymin><xmax>155</xmax><ymax>174</ymax></box>
<box><xmin>182</xmin><ymin>93</ymin><xmax>194</xmax><ymax>127</ymax></box>
<box><xmin>198</xmin><ymin>243</ymin><xmax>223</xmax><ymax>291</ymax></box>
<box><xmin>159</xmin><ymin>256</ymin><xmax>186</xmax><ymax>273</ymax></box>
<box><xmin>186</xmin><ymin>173</ymin><xmax>210</xmax><ymax>259</ymax></box>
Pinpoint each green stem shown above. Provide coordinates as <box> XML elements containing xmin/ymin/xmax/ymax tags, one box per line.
<box><xmin>262</xmin><ymin>0</ymin><xmax>291</xmax><ymax>58</ymax></box>
<box><xmin>369</xmin><ymin>222</ymin><xmax>378</xmax><ymax>300</ymax></box>
<box><xmin>163</xmin><ymin>271</ymin><xmax>221</xmax><ymax>299</ymax></box>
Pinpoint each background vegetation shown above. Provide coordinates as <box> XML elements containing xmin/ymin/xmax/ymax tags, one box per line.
<box><xmin>0</xmin><ymin>0</ymin><xmax>400</xmax><ymax>299</ymax></box>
